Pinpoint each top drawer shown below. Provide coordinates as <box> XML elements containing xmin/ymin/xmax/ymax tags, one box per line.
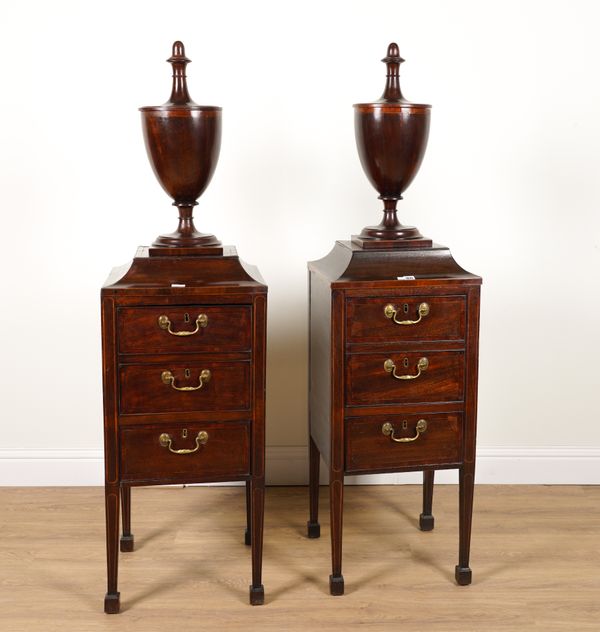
<box><xmin>118</xmin><ymin>305</ymin><xmax>252</xmax><ymax>354</ymax></box>
<box><xmin>346</xmin><ymin>295</ymin><xmax>466</xmax><ymax>344</ymax></box>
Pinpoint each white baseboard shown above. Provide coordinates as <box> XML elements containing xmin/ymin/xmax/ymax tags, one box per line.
<box><xmin>1</xmin><ymin>446</ymin><xmax>599</xmax><ymax>486</ymax></box>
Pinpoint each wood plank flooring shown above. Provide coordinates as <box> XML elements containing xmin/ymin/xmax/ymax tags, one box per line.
<box><xmin>0</xmin><ymin>485</ymin><xmax>598</xmax><ymax>631</ymax></box>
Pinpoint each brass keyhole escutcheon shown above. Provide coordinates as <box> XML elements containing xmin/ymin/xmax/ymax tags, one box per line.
<box><xmin>184</xmin><ymin>312</ymin><xmax>190</xmax><ymax>323</ymax></box>
<box><xmin>184</xmin><ymin>368</ymin><xmax>191</xmax><ymax>379</ymax></box>
<box><xmin>403</xmin><ymin>357</ymin><xmax>409</xmax><ymax>368</ymax></box>
<box><xmin>182</xmin><ymin>428</ymin><xmax>188</xmax><ymax>439</ymax></box>
<box><xmin>403</xmin><ymin>303</ymin><xmax>409</xmax><ymax>314</ymax></box>
<box><xmin>402</xmin><ymin>420</ymin><xmax>408</xmax><ymax>430</ymax></box>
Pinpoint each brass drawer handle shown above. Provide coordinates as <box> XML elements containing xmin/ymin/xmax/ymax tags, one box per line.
<box><xmin>161</xmin><ymin>369</ymin><xmax>211</xmax><ymax>391</ymax></box>
<box><xmin>384</xmin><ymin>357</ymin><xmax>429</xmax><ymax>380</ymax></box>
<box><xmin>158</xmin><ymin>313</ymin><xmax>208</xmax><ymax>336</ymax></box>
<box><xmin>159</xmin><ymin>431</ymin><xmax>208</xmax><ymax>454</ymax></box>
<box><xmin>382</xmin><ymin>419</ymin><xmax>428</xmax><ymax>443</ymax></box>
<box><xmin>384</xmin><ymin>302</ymin><xmax>429</xmax><ymax>325</ymax></box>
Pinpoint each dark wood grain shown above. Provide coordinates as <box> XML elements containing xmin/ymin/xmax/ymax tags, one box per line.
<box><xmin>101</xmin><ymin>246</ymin><xmax>267</xmax><ymax>609</ymax></box>
<box><xmin>307</xmin><ymin>437</ymin><xmax>321</xmax><ymax>538</ymax></box>
<box><xmin>308</xmin><ymin>238</ymin><xmax>481</xmax><ymax>593</ymax></box>
<box><xmin>352</xmin><ymin>43</ymin><xmax>432</xmax><ymax>248</ymax></box>
<box><xmin>101</xmin><ymin>296</ymin><xmax>120</xmax><ymax>613</ymax></box>
<box><xmin>308</xmin><ymin>271</ymin><xmax>333</xmax><ymax>466</ymax></box>
<box><xmin>119</xmin><ymin>485</ymin><xmax>134</xmax><ymax>552</ymax></box>
<box><xmin>118</xmin><ymin>305</ymin><xmax>252</xmax><ymax>354</ymax></box>
<box><xmin>140</xmin><ymin>41</ymin><xmax>222</xmax><ymax>250</ymax></box>
<box><xmin>249</xmin><ymin>293</ymin><xmax>267</xmax><ymax>605</ymax></box>
<box><xmin>345</xmin><ymin>413</ymin><xmax>462</xmax><ymax>474</ymax></box>
<box><xmin>120</xmin><ymin>421</ymin><xmax>250</xmax><ymax>484</ymax></box>
<box><xmin>329</xmin><ymin>290</ymin><xmax>346</xmax><ymax>596</ymax></box>
<box><xmin>420</xmin><ymin>470</ymin><xmax>435</xmax><ymax>531</ymax></box>
<box><xmin>119</xmin><ymin>360</ymin><xmax>251</xmax><ymax>415</ymax></box>
<box><xmin>345</xmin><ymin>351</ymin><xmax>465</xmax><ymax>406</ymax></box>
<box><xmin>346</xmin><ymin>295</ymin><xmax>466</xmax><ymax>343</ymax></box>
<box><xmin>245</xmin><ymin>480</ymin><xmax>251</xmax><ymax>546</ymax></box>
<box><xmin>456</xmin><ymin>285</ymin><xmax>481</xmax><ymax>585</ymax></box>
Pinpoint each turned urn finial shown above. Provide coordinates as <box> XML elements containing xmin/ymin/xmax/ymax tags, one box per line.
<box><xmin>352</xmin><ymin>43</ymin><xmax>432</xmax><ymax>250</ymax></box>
<box><xmin>381</xmin><ymin>42</ymin><xmax>405</xmax><ymax>102</ymax></box>
<box><xmin>167</xmin><ymin>41</ymin><xmax>193</xmax><ymax>105</ymax></box>
<box><xmin>140</xmin><ymin>41</ymin><xmax>223</xmax><ymax>255</ymax></box>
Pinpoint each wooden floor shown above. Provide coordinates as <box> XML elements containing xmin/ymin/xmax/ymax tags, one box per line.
<box><xmin>0</xmin><ymin>485</ymin><xmax>598</xmax><ymax>631</ymax></box>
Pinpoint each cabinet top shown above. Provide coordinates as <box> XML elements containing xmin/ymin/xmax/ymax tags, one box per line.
<box><xmin>102</xmin><ymin>246</ymin><xmax>267</xmax><ymax>295</ymax></box>
<box><xmin>308</xmin><ymin>241</ymin><xmax>481</xmax><ymax>289</ymax></box>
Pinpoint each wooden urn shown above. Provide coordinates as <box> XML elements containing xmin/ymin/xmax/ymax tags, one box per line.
<box><xmin>353</xmin><ymin>43</ymin><xmax>432</xmax><ymax>249</ymax></box>
<box><xmin>140</xmin><ymin>41</ymin><xmax>223</xmax><ymax>255</ymax></box>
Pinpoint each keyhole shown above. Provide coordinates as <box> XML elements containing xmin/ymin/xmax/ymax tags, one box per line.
<box><xmin>402</xmin><ymin>420</ymin><xmax>408</xmax><ymax>430</ymax></box>
<box><xmin>182</xmin><ymin>428</ymin><xmax>188</xmax><ymax>439</ymax></box>
<box><xmin>403</xmin><ymin>303</ymin><xmax>409</xmax><ymax>314</ymax></box>
<box><xmin>184</xmin><ymin>368</ymin><xmax>191</xmax><ymax>379</ymax></box>
<box><xmin>184</xmin><ymin>313</ymin><xmax>190</xmax><ymax>323</ymax></box>
<box><xmin>403</xmin><ymin>357</ymin><xmax>409</xmax><ymax>368</ymax></box>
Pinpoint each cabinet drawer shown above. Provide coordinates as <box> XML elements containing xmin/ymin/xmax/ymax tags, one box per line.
<box><xmin>346</xmin><ymin>296</ymin><xmax>465</xmax><ymax>344</ymax></box>
<box><xmin>120</xmin><ymin>421</ymin><xmax>250</xmax><ymax>483</ymax></box>
<box><xmin>119</xmin><ymin>360</ymin><xmax>251</xmax><ymax>415</ymax></box>
<box><xmin>118</xmin><ymin>305</ymin><xmax>251</xmax><ymax>354</ymax></box>
<box><xmin>345</xmin><ymin>413</ymin><xmax>462</xmax><ymax>473</ymax></box>
<box><xmin>345</xmin><ymin>351</ymin><xmax>464</xmax><ymax>406</ymax></box>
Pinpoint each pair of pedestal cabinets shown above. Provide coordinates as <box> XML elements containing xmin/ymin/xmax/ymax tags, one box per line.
<box><xmin>101</xmin><ymin>240</ymin><xmax>480</xmax><ymax>612</ymax></box>
<box><xmin>100</xmin><ymin>41</ymin><xmax>481</xmax><ymax>613</ymax></box>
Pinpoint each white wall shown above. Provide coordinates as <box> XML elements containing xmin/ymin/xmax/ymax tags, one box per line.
<box><xmin>1</xmin><ymin>0</ymin><xmax>599</xmax><ymax>484</ymax></box>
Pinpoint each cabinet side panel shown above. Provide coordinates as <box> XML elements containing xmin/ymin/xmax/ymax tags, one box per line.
<box><xmin>309</xmin><ymin>271</ymin><xmax>332</xmax><ymax>466</ymax></box>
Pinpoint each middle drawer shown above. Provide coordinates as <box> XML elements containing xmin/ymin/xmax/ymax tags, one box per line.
<box><xmin>119</xmin><ymin>360</ymin><xmax>251</xmax><ymax>415</ymax></box>
<box><xmin>346</xmin><ymin>350</ymin><xmax>465</xmax><ymax>406</ymax></box>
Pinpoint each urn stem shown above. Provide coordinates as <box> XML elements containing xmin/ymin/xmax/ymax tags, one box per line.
<box><xmin>381</xmin><ymin>198</ymin><xmax>401</xmax><ymax>228</ymax></box>
<box><xmin>175</xmin><ymin>203</ymin><xmax>199</xmax><ymax>237</ymax></box>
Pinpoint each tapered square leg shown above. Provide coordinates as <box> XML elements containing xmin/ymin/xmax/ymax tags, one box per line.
<box><xmin>120</xmin><ymin>485</ymin><xmax>134</xmax><ymax>552</ymax></box>
<box><xmin>307</xmin><ymin>436</ymin><xmax>321</xmax><ymax>538</ymax></box>
<box><xmin>329</xmin><ymin>468</ymin><xmax>344</xmax><ymax>595</ymax></box>
<box><xmin>248</xmin><ymin>477</ymin><xmax>265</xmax><ymax>605</ymax></box>
<box><xmin>456</xmin><ymin>464</ymin><xmax>475</xmax><ymax>585</ymax></box>
<box><xmin>419</xmin><ymin>470</ymin><xmax>435</xmax><ymax>531</ymax></box>
<box><xmin>245</xmin><ymin>480</ymin><xmax>252</xmax><ymax>546</ymax></box>
<box><xmin>104</xmin><ymin>484</ymin><xmax>120</xmax><ymax>613</ymax></box>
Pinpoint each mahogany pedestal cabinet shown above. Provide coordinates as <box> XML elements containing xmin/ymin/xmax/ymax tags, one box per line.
<box><xmin>101</xmin><ymin>247</ymin><xmax>267</xmax><ymax>612</ymax></box>
<box><xmin>307</xmin><ymin>241</ymin><xmax>481</xmax><ymax>594</ymax></box>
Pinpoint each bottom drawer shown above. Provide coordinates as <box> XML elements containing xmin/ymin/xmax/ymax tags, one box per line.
<box><xmin>120</xmin><ymin>420</ymin><xmax>250</xmax><ymax>484</ymax></box>
<box><xmin>345</xmin><ymin>413</ymin><xmax>462</xmax><ymax>474</ymax></box>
